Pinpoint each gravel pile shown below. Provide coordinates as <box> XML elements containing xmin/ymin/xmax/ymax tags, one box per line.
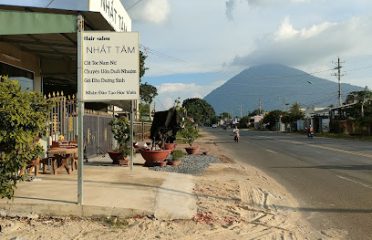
<box><xmin>149</xmin><ymin>154</ymin><xmax>219</xmax><ymax>175</ymax></box>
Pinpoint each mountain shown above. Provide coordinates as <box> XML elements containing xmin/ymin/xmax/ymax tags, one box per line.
<box><xmin>204</xmin><ymin>64</ymin><xmax>363</xmax><ymax>115</ymax></box>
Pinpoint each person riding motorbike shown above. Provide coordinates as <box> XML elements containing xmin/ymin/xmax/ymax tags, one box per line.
<box><xmin>233</xmin><ymin>126</ymin><xmax>240</xmax><ymax>143</ymax></box>
<box><xmin>306</xmin><ymin>124</ymin><xmax>314</xmax><ymax>138</ymax></box>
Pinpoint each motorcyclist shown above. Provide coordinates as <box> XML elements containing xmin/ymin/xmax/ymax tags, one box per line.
<box><xmin>233</xmin><ymin>125</ymin><xmax>240</xmax><ymax>143</ymax></box>
<box><xmin>306</xmin><ymin>124</ymin><xmax>314</xmax><ymax>138</ymax></box>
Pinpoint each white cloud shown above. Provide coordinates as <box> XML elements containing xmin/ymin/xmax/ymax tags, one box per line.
<box><xmin>225</xmin><ymin>0</ymin><xmax>312</xmax><ymax>20</ymax></box>
<box><xmin>155</xmin><ymin>81</ymin><xmax>225</xmax><ymax>110</ymax></box>
<box><xmin>126</xmin><ymin>0</ymin><xmax>170</xmax><ymax>24</ymax></box>
<box><xmin>231</xmin><ymin>16</ymin><xmax>372</xmax><ymax>68</ymax></box>
<box><xmin>274</xmin><ymin>17</ymin><xmax>335</xmax><ymax>41</ymax></box>
<box><xmin>246</xmin><ymin>0</ymin><xmax>311</xmax><ymax>6</ymax></box>
<box><xmin>274</xmin><ymin>17</ymin><xmax>299</xmax><ymax>40</ymax></box>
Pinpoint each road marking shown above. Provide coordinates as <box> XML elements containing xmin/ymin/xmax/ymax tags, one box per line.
<box><xmin>309</xmin><ymin>144</ymin><xmax>372</xmax><ymax>159</ymax></box>
<box><xmin>279</xmin><ymin>140</ymin><xmax>372</xmax><ymax>159</ymax></box>
<box><xmin>336</xmin><ymin>175</ymin><xmax>372</xmax><ymax>189</ymax></box>
<box><xmin>280</xmin><ymin>140</ymin><xmax>303</xmax><ymax>145</ymax></box>
<box><xmin>265</xmin><ymin>149</ymin><xmax>277</xmax><ymax>154</ymax></box>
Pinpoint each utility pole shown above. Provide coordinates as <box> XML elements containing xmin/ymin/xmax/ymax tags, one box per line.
<box><xmin>332</xmin><ymin>57</ymin><xmax>344</xmax><ymax>107</ymax></box>
<box><xmin>240</xmin><ymin>104</ymin><xmax>243</xmax><ymax>118</ymax></box>
<box><xmin>259</xmin><ymin>98</ymin><xmax>263</xmax><ymax>115</ymax></box>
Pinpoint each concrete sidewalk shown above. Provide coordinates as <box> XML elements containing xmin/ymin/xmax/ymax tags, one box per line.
<box><xmin>0</xmin><ymin>153</ymin><xmax>197</xmax><ymax>220</ymax></box>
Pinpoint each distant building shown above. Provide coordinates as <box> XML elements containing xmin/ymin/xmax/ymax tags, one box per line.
<box><xmin>250</xmin><ymin>115</ymin><xmax>264</xmax><ymax>129</ymax></box>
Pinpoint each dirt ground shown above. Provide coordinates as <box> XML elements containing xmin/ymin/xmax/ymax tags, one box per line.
<box><xmin>0</xmin><ymin>131</ymin><xmax>346</xmax><ymax>240</ymax></box>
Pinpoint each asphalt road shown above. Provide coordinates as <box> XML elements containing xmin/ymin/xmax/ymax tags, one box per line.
<box><xmin>205</xmin><ymin>128</ymin><xmax>372</xmax><ymax>239</ymax></box>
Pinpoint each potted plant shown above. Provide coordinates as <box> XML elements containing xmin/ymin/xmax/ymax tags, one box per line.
<box><xmin>163</xmin><ymin>134</ymin><xmax>177</xmax><ymax>151</ymax></box>
<box><xmin>140</xmin><ymin>147</ymin><xmax>171</xmax><ymax>167</ymax></box>
<box><xmin>179</xmin><ymin>119</ymin><xmax>200</xmax><ymax>154</ymax></box>
<box><xmin>108</xmin><ymin>117</ymin><xmax>131</xmax><ymax>165</ymax></box>
<box><xmin>168</xmin><ymin>149</ymin><xmax>184</xmax><ymax>166</ymax></box>
<box><xmin>20</xmin><ymin>143</ymin><xmax>45</xmax><ymax>177</ymax></box>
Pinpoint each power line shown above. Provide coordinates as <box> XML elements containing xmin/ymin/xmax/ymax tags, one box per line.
<box><xmin>141</xmin><ymin>45</ymin><xmax>188</xmax><ymax>63</ymax></box>
<box><xmin>127</xmin><ymin>0</ymin><xmax>146</xmax><ymax>10</ymax></box>
<box><xmin>45</xmin><ymin>0</ymin><xmax>56</xmax><ymax>7</ymax></box>
<box><xmin>344</xmin><ymin>64</ymin><xmax>372</xmax><ymax>73</ymax></box>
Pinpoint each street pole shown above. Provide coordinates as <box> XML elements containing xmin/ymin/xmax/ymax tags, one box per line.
<box><xmin>337</xmin><ymin>57</ymin><xmax>342</xmax><ymax>107</ymax></box>
<box><xmin>333</xmin><ymin>57</ymin><xmax>344</xmax><ymax>107</ymax></box>
<box><xmin>130</xmin><ymin>100</ymin><xmax>134</xmax><ymax>171</ymax></box>
<box><xmin>77</xmin><ymin>15</ymin><xmax>84</xmax><ymax>205</ymax></box>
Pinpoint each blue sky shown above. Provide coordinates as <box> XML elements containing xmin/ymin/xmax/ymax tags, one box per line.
<box><xmin>125</xmin><ymin>0</ymin><xmax>372</xmax><ymax>111</ymax></box>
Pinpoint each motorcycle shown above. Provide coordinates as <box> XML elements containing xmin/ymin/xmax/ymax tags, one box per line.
<box><xmin>233</xmin><ymin>130</ymin><xmax>240</xmax><ymax>143</ymax></box>
<box><xmin>306</xmin><ymin>127</ymin><xmax>314</xmax><ymax>138</ymax></box>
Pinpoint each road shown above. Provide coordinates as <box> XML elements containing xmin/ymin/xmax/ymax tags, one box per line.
<box><xmin>205</xmin><ymin>128</ymin><xmax>372</xmax><ymax>239</ymax></box>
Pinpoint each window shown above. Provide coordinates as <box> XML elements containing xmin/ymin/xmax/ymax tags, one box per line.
<box><xmin>0</xmin><ymin>62</ymin><xmax>34</xmax><ymax>91</ymax></box>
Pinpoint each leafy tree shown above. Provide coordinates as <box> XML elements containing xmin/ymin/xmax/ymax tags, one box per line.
<box><xmin>139</xmin><ymin>51</ymin><xmax>157</xmax><ymax>117</ymax></box>
<box><xmin>280</xmin><ymin>102</ymin><xmax>304</xmax><ymax>131</ymax></box>
<box><xmin>139</xmin><ymin>50</ymin><xmax>148</xmax><ymax>79</ymax></box>
<box><xmin>288</xmin><ymin>102</ymin><xmax>304</xmax><ymax>121</ymax></box>
<box><xmin>348</xmin><ymin>88</ymin><xmax>372</xmax><ymax>134</ymax></box>
<box><xmin>139</xmin><ymin>103</ymin><xmax>151</xmax><ymax>121</ymax></box>
<box><xmin>210</xmin><ymin>115</ymin><xmax>219</xmax><ymax>125</ymax></box>
<box><xmin>220</xmin><ymin>112</ymin><xmax>231</xmax><ymax>120</ymax></box>
<box><xmin>0</xmin><ymin>76</ymin><xmax>50</xmax><ymax>199</ymax></box>
<box><xmin>182</xmin><ymin>98</ymin><xmax>216</xmax><ymax>126</ymax></box>
<box><xmin>238</xmin><ymin>116</ymin><xmax>251</xmax><ymax>128</ymax></box>
<box><xmin>140</xmin><ymin>82</ymin><xmax>158</xmax><ymax>104</ymax></box>
<box><xmin>262</xmin><ymin>110</ymin><xmax>283</xmax><ymax>130</ymax></box>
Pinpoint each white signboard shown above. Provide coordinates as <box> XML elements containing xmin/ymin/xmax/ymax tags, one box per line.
<box><xmin>89</xmin><ymin>0</ymin><xmax>131</xmax><ymax>32</ymax></box>
<box><xmin>82</xmin><ymin>31</ymin><xmax>139</xmax><ymax>101</ymax></box>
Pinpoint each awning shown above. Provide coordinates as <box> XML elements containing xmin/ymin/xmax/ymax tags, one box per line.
<box><xmin>0</xmin><ymin>10</ymin><xmax>76</xmax><ymax>35</ymax></box>
<box><xmin>0</xmin><ymin>7</ymin><xmax>115</xmax><ymax>92</ymax></box>
<box><xmin>0</xmin><ymin>6</ymin><xmax>134</xmax><ymax>110</ymax></box>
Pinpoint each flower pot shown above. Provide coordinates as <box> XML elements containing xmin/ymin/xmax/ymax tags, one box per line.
<box><xmin>108</xmin><ymin>151</ymin><xmax>125</xmax><ymax>165</ymax></box>
<box><xmin>167</xmin><ymin>159</ymin><xmax>181</xmax><ymax>166</ymax></box>
<box><xmin>140</xmin><ymin>149</ymin><xmax>171</xmax><ymax>167</ymax></box>
<box><xmin>185</xmin><ymin>146</ymin><xmax>200</xmax><ymax>155</ymax></box>
<box><xmin>158</xmin><ymin>161</ymin><xmax>167</xmax><ymax>167</ymax></box>
<box><xmin>164</xmin><ymin>143</ymin><xmax>176</xmax><ymax>151</ymax></box>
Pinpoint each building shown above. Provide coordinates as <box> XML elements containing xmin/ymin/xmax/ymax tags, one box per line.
<box><xmin>0</xmin><ymin>0</ymin><xmax>135</xmax><ymax>156</ymax></box>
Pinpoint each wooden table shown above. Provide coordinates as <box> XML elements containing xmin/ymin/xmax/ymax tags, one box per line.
<box><xmin>47</xmin><ymin>147</ymin><xmax>78</xmax><ymax>174</ymax></box>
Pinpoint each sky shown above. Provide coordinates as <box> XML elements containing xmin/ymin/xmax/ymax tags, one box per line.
<box><xmin>124</xmin><ymin>0</ymin><xmax>372</xmax><ymax>111</ymax></box>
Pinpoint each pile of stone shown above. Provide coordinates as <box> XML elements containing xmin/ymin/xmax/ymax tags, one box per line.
<box><xmin>149</xmin><ymin>154</ymin><xmax>219</xmax><ymax>175</ymax></box>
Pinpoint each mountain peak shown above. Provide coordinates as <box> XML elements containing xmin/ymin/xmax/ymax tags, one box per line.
<box><xmin>204</xmin><ymin>64</ymin><xmax>362</xmax><ymax>115</ymax></box>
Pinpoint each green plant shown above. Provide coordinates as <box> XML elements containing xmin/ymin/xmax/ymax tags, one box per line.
<box><xmin>109</xmin><ymin>117</ymin><xmax>131</xmax><ymax>156</ymax></box>
<box><xmin>171</xmin><ymin>149</ymin><xmax>185</xmax><ymax>160</ymax></box>
<box><xmin>179</xmin><ymin>119</ymin><xmax>199</xmax><ymax>146</ymax></box>
<box><xmin>0</xmin><ymin>76</ymin><xmax>51</xmax><ymax>199</ymax></box>
<box><xmin>30</xmin><ymin>143</ymin><xmax>45</xmax><ymax>160</ymax></box>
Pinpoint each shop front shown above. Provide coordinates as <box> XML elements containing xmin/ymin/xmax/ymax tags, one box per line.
<box><xmin>0</xmin><ymin>0</ymin><xmax>133</xmax><ymax>156</ymax></box>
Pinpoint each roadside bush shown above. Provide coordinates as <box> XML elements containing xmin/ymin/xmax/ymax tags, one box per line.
<box><xmin>0</xmin><ymin>76</ymin><xmax>50</xmax><ymax>199</ymax></box>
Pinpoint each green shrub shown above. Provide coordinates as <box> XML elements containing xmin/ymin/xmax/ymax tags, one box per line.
<box><xmin>109</xmin><ymin>117</ymin><xmax>131</xmax><ymax>156</ymax></box>
<box><xmin>171</xmin><ymin>149</ymin><xmax>185</xmax><ymax>160</ymax></box>
<box><xmin>0</xmin><ymin>76</ymin><xmax>51</xmax><ymax>199</ymax></box>
<box><xmin>179</xmin><ymin>119</ymin><xmax>199</xmax><ymax>146</ymax></box>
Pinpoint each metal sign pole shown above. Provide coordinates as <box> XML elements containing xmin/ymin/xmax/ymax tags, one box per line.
<box><xmin>77</xmin><ymin>15</ymin><xmax>84</xmax><ymax>205</ymax></box>
<box><xmin>130</xmin><ymin>100</ymin><xmax>134</xmax><ymax>171</ymax></box>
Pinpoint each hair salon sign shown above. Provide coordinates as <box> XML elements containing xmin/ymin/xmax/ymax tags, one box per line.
<box><xmin>82</xmin><ymin>31</ymin><xmax>139</xmax><ymax>101</ymax></box>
